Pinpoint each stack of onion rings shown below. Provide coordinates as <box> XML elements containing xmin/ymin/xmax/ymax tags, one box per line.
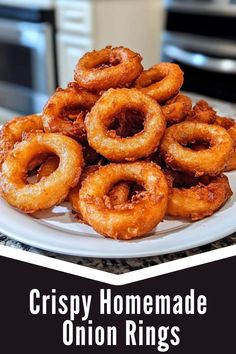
<box><xmin>0</xmin><ymin>45</ymin><xmax>234</xmax><ymax>240</ymax></box>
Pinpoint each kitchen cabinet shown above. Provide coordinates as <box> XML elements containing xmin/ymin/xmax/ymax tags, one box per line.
<box><xmin>56</xmin><ymin>0</ymin><xmax>164</xmax><ymax>87</ymax></box>
<box><xmin>56</xmin><ymin>34</ymin><xmax>92</xmax><ymax>87</ymax></box>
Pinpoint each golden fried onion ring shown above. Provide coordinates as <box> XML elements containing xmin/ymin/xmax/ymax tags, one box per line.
<box><xmin>86</xmin><ymin>88</ymin><xmax>166</xmax><ymax>161</ymax></box>
<box><xmin>42</xmin><ymin>85</ymin><xmax>98</xmax><ymax>140</ymax></box>
<box><xmin>165</xmin><ymin>170</ymin><xmax>232</xmax><ymax>220</ymax></box>
<box><xmin>160</xmin><ymin>121</ymin><xmax>233</xmax><ymax>176</ymax></box>
<box><xmin>78</xmin><ymin>162</ymin><xmax>168</xmax><ymax>239</ymax></box>
<box><xmin>74</xmin><ymin>46</ymin><xmax>143</xmax><ymax>91</ymax></box>
<box><xmin>0</xmin><ymin>114</ymin><xmax>43</xmax><ymax>168</ymax></box>
<box><xmin>135</xmin><ymin>63</ymin><xmax>184</xmax><ymax>103</ymax></box>
<box><xmin>0</xmin><ymin>133</ymin><xmax>84</xmax><ymax>213</ymax></box>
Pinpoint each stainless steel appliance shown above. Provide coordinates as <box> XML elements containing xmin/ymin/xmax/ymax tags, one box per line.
<box><xmin>0</xmin><ymin>5</ymin><xmax>56</xmax><ymax>119</ymax></box>
<box><xmin>162</xmin><ymin>0</ymin><xmax>236</xmax><ymax>102</ymax></box>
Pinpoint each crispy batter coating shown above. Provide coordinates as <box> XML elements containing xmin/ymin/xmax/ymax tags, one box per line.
<box><xmin>0</xmin><ymin>133</ymin><xmax>84</xmax><ymax>213</ymax></box>
<box><xmin>162</xmin><ymin>93</ymin><xmax>192</xmax><ymax>125</ymax></box>
<box><xmin>42</xmin><ymin>84</ymin><xmax>98</xmax><ymax>140</ymax></box>
<box><xmin>134</xmin><ymin>63</ymin><xmax>184</xmax><ymax>103</ymax></box>
<box><xmin>165</xmin><ymin>170</ymin><xmax>232</xmax><ymax>220</ymax></box>
<box><xmin>160</xmin><ymin>121</ymin><xmax>233</xmax><ymax>176</ymax></box>
<box><xmin>186</xmin><ymin>100</ymin><xmax>216</xmax><ymax>124</ymax></box>
<box><xmin>86</xmin><ymin>88</ymin><xmax>166</xmax><ymax>161</ymax></box>
<box><xmin>78</xmin><ymin>162</ymin><xmax>168</xmax><ymax>239</ymax></box>
<box><xmin>215</xmin><ymin>116</ymin><xmax>235</xmax><ymax>129</ymax></box>
<box><xmin>74</xmin><ymin>46</ymin><xmax>143</xmax><ymax>91</ymax></box>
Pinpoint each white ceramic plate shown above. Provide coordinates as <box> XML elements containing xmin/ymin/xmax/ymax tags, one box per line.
<box><xmin>0</xmin><ymin>170</ymin><xmax>235</xmax><ymax>258</ymax></box>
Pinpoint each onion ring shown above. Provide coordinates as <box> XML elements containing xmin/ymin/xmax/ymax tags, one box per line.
<box><xmin>162</xmin><ymin>93</ymin><xmax>192</xmax><ymax>125</ymax></box>
<box><xmin>134</xmin><ymin>63</ymin><xmax>184</xmax><ymax>103</ymax></box>
<box><xmin>86</xmin><ymin>88</ymin><xmax>166</xmax><ymax>161</ymax></box>
<box><xmin>74</xmin><ymin>46</ymin><xmax>143</xmax><ymax>91</ymax></box>
<box><xmin>165</xmin><ymin>170</ymin><xmax>232</xmax><ymax>220</ymax></box>
<box><xmin>0</xmin><ymin>114</ymin><xmax>43</xmax><ymax>168</ymax></box>
<box><xmin>186</xmin><ymin>114</ymin><xmax>236</xmax><ymax>172</ymax></box>
<box><xmin>42</xmin><ymin>84</ymin><xmax>98</xmax><ymax>140</ymax></box>
<box><xmin>160</xmin><ymin>121</ymin><xmax>233</xmax><ymax>176</ymax></box>
<box><xmin>0</xmin><ymin>133</ymin><xmax>84</xmax><ymax>213</ymax></box>
<box><xmin>78</xmin><ymin>162</ymin><xmax>168</xmax><ymax>239</ymax></box>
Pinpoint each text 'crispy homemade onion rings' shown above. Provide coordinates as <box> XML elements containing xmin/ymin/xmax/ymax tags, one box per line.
<box><xmin>0</xmin><ymin>114</ymin><xmax>43</xmax><ymax>168</ymax></box>
<box><xmin>78</xmin><ymin>162</ymin><xmax>168</xmax><ymax>240</ymax></box>
<box><xmin>74</xmin><ymin>46</ymin><xmax>143</xmax><ymax>91</ymax></box>
<box><xmin>160</xmin><ymin>121</ymin><xmax>233</xmax><ymax>176</ymax></box>
<box><xmin>162</xmin><ymin>93</ymin><xmax>192</xmax><ymax>125</ymax></box>
<box><xmin>42</xmin><ymin>84</ymin><xmax>98</xmax><ymax>140</ymax></box>
<box><xmin>85</xmin><ymin>88</ymin><xmax>166</xmax><ymax>161</ymax></box>
<box><xmin>134</xmin><ymin>63</ymin><xmax>184</xmax><ymax>103</ymax></box>
<box><xmin>0</xmin><ymin>133</ymin><xmax>84</xmax><ymax>213</ymax></box>
<box><xmin>165</xmin><ymin>170</ymin><xmax>232</xmax><ymax>220</ymax></box>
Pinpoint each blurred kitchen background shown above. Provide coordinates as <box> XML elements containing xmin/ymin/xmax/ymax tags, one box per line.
<box><xmin>0</xmin><ymin>0</ymin><xmax>236</xmax><ymax>123</ymax></box>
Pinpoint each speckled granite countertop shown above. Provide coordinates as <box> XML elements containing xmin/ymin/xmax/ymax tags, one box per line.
<box><xmin>1</xmin><ymin>93</ymin><xmax>236</xmax><ymax>274</ymax></box>
<box><xmin>1</xmin><ymin>233</ymin><xmax>236</xmax><ymax>274</ymax></box>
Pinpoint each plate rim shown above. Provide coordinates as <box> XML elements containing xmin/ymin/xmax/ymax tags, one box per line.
<box><xmin>0</xmin><ymin>193</ymin><xmax>236</xmax><ymax>258</ymax></box>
